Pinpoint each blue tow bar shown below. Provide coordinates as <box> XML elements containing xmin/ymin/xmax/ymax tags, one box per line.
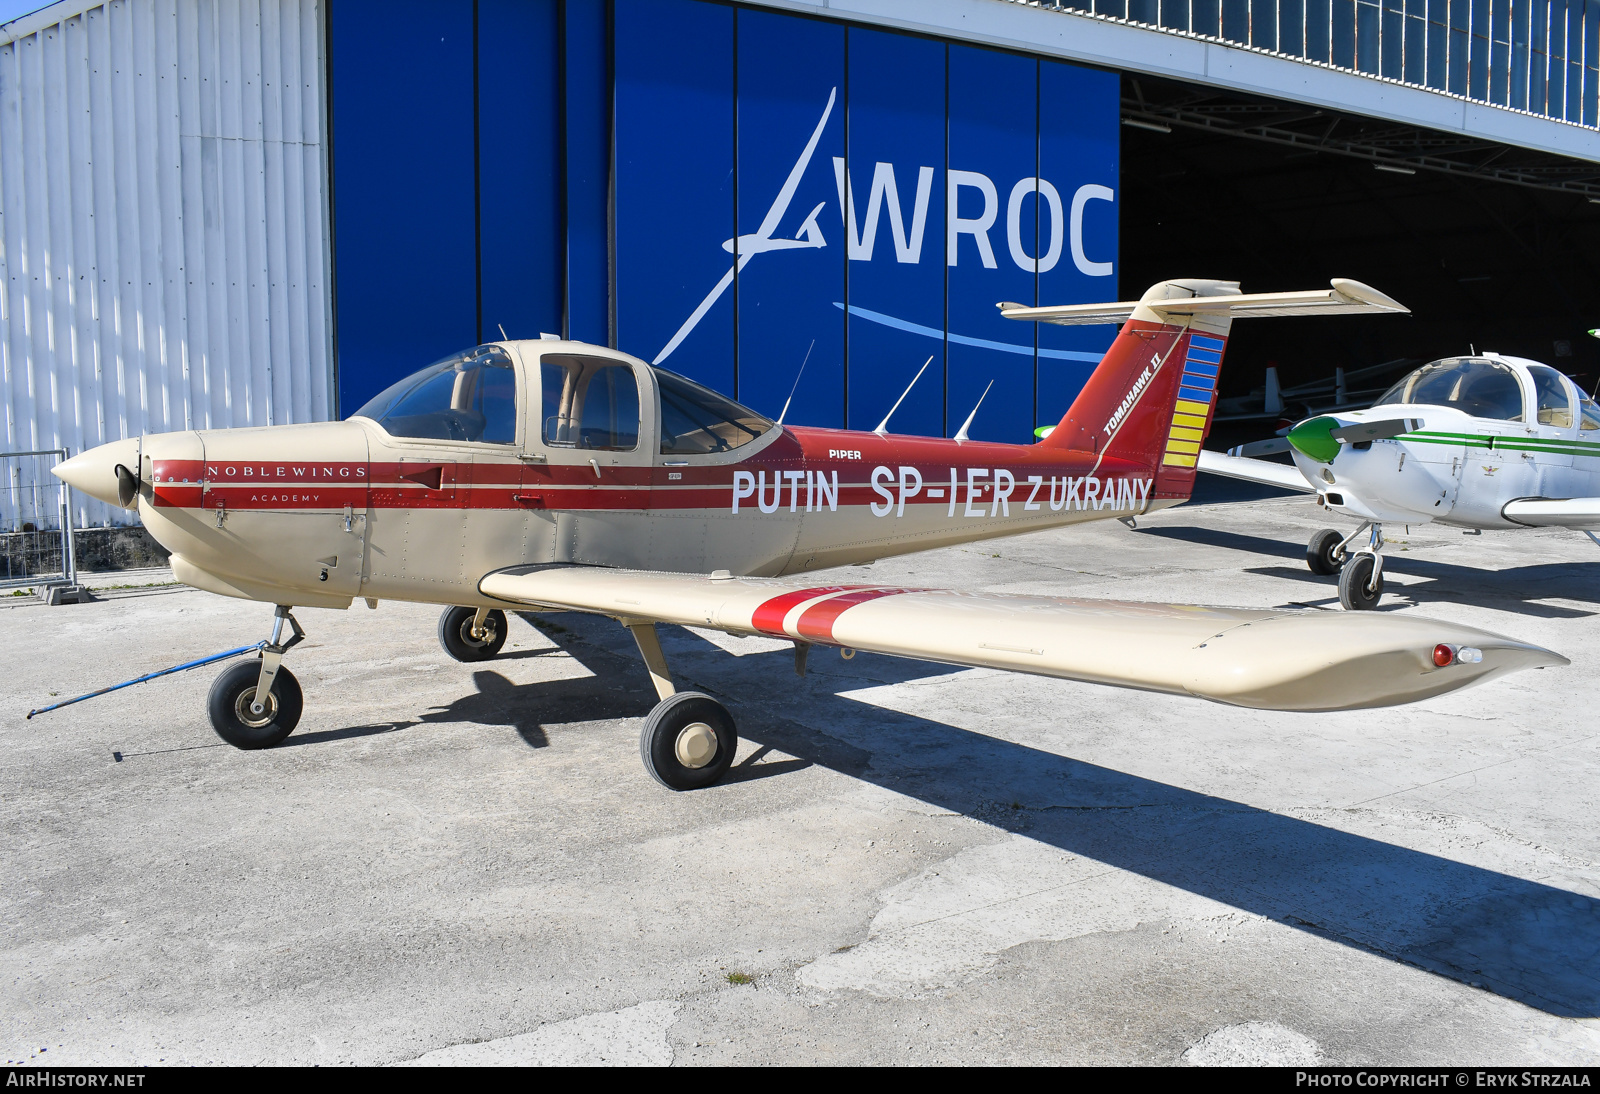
<box><xmin>26</xmin><ymin>642</ymin><xmax>267</xmax><ymax>720</ymax></box>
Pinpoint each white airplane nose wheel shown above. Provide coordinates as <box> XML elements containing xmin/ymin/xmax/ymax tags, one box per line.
<box><xmin>640</xmin><ymin>692</ymin><xmax>738</xmax><ymax>791</ymax></box>
<box><xmin>207</xmin><ymin>659</ymin><xmax>303</xmax><ymax>749</ymax></box>
<box><xmin>1338</xmin><ymin>553</ymin><xmax>1384</xmax><ymax>610</ymax></box>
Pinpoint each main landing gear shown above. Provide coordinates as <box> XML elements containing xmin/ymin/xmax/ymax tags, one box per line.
<box><xmin>1305</xmin><ymin>523</ymin><xmax>1386</xmax><ymax>611</ymax></box>
<box><xmin>435</xmin><ymin>606</ymin><xmax>738</xmax><ymax>790</ymax></box>
<box><xmin>204</xmin><ymin>603</ymin><xmax>739</xmax><ymax>787</ymax></box>
<box><xmin>626</xmin><ymin>620</ymin><xmax>738</xmax><ymax>790</ymax></box>
<box><xmin>438</xmin><ymin>606</ymin><xmax>509</xmax><ymax>661</ymax></box>
<box><xmin>207</xmin><ymin>605</ymin><xmax>305</xmax><ymax>748</ymax></box>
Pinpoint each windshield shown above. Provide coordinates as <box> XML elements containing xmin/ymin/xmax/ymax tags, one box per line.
<box><xmin>655</xmin><ymin>368</ymin><xmax>772</xmax><ymax>455</ymax></box>
<box><xmin>1376</xmin><ymin>357</ymin><xmax>1525</xmax><ymax>422</ymax></box>
<box><xmin>354</xmin><ymin>345</ymin><xmax>518</xmax><ymax>443</ymax></box>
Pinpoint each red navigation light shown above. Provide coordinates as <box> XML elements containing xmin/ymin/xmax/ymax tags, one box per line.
<box><xmin>1432</xmin><ymin>643</ymin><xmax>1455</xmax><ymax>667</ymax></box>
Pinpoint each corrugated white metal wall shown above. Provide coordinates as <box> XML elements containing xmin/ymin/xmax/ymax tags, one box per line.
<box><xmin>0</xmin><ymin>0</ymin><xmax>332</xmax><ymax>529</ymax></box>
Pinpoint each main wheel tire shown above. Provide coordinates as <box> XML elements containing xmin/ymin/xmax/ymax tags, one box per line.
<box><xmin>207</xmin><ymin>659</ymin><xmax>303</xmax><ymax>749</ymax></box>
<box><xmin>1338</xmin><ymin>553</ymin><xmax>1384</xmax><ymax>610</ymax></box>
<box><xmin>438</xmin><ymin>607</ymin><xmax>509</xmax><ymax>662</ymax></box>
<box><xmin>639</xmin><ymin>692</ymin><xmax>738</xmax><ymax>791</ymax></box>
<box><xmin>1306</xmin><ymin>528</ymin><xmax>1346</xmax><ymax>576</ymax></box>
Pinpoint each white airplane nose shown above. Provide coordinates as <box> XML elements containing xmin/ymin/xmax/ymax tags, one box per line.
<box><xmin>53</xmin><ymin>437</ymin><xmax>141</xmax><ymax>509</ymax></box>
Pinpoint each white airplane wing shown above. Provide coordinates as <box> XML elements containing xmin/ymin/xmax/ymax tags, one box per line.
<box><xmin>998</xmin><ymin>278</ymin><xmax>1409</xmax><ymax>326</ymax></box>
<box><xmin>1196</xmin><ymin>449</ymin><xmax>1317</xmax><ymax>493</ymax></box>
<box><xmin>478</xmin><ymin>567</ymin><xmax>1560</xmax><ymax>712</ymax></box>
<box><xmin>1502</xmin><ymin>497</ymin><xmax>1600</xmax><ymax>530</ymax></box>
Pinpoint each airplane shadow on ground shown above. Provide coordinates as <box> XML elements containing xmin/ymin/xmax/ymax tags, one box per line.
<box><xmin>1141</xmin><ymin>525</ymin><xmax>1600</xmax><ymax>618</ymax></box>
<box><xmin>294</xmin><ymin>608</ymin><xmax>1600</xmax><ymax>1018</ymax></box>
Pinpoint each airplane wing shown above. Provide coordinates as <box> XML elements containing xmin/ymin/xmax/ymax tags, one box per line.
<box><xmin>478</xmin><ymin>567</ymin><xmax>1561</xmax><ymax>712</ymax></box>
<box><xmin>998</xmin><ymin>278</ymin><xmax>1409</xmax><ymax>326</ymax></box>
<box><xmin>1196</xmin><ymin>449</ymin><xmax>1316</xmax><ymax>493</ymax></box>
<box><xmin>1502</xmin><ymin>497</ymin><xmax>1600</xmax><ymax>530</ymax></box>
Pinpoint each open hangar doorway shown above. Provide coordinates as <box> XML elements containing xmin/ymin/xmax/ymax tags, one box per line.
<box><xmin>1116</xmin><ymin>73</ymin><xmax>1600</xmax><ymax>453</ymax></box>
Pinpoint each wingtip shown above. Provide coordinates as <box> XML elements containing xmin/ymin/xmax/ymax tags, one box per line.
<box><xmin>1330</xmin><ymin>277</ymin><xmax>1410</xmax><ymax>314</ymax></box>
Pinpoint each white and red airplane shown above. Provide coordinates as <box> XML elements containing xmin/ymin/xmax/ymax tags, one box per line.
<box><xmin>52</xmin><ymin>278</ymin><xmax>1562</xmax><ymax>790</ymax></box>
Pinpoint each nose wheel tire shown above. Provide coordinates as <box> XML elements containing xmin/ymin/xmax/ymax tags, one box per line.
<box><xmin>640</xmin><ymin>692</ymin><xmax>738</xmax><ymax>791</ymax></box>
<box><xmin>207</xmin><ymin>659</ymin><xmax>303</xmax><ymax>749</ymax></box>
<box><xmin>439</xmin><ymin>607</ymin><xmax>508</xmax><ymax>662</ymax></box>
<box><xmin>1306</xmin><ymin>528</ymin><xmax>1346</xmax><ymax>576</ymax></box>
<box><xmin>1338</xmin><ymin>553</ymin><xmax>1384</xmax><ymax>610</ymax></box>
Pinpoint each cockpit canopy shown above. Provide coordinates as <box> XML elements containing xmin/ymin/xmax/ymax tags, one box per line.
<box><xmin>1376</xmin><ymin>355</ymin><xmax>1600</xmax><ymax>430</ymax></box>
<box><xmin>1377</xmin><ymin>357</ymin><xmax>1526</xmax><ymax>422</ymax></box>
<box><xmin>353</xmin><ymin>344</ymin><xmax>773</xmax><ymax>454</ymax></box>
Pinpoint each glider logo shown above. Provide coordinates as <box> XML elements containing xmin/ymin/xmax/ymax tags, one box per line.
<box><xmin>656</xmin><ymin>89</ymin><xmax>1117</xmax><ymax>370</ymax></box>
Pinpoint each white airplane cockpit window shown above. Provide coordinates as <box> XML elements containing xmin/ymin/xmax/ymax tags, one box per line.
<box><xmin>354</xmin><ymin>345</ymin><xmax>519</xmax><ymax>443</ymax></box>
<box><xmin>655</xmin><ymin>368</ymin><xmax>772</xmax><ymax>455</ymax></box>
<box><xmin>1376</xmin><ymin>358</ymin><xmax>1525</xmax><ymax>422</ymax></box>
<box><xmin>1527</xmin><ymin>364</ymin><xmax>1575</xmax><ymax>428</ymax></box>
<box><xmin>540</xmin><ymin>355</ymin><xmax>640</xmax><ymax>451</ymax></box>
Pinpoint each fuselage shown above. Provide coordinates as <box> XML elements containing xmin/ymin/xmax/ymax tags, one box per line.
<box><xmin>1289</xmin><ymin>354</ymin><xmax>1600</xmax><ymax>529</ymax></box>
<box><xmin>86</xmin><ymin>340</ymin><xmax>1175</xmax><ymax>611</ymax></box>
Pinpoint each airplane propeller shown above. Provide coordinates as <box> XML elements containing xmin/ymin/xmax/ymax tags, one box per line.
<box><xmin>1285</xmin><ymin>415</ymin><xmax>1423</xmax><ymax>463</ymax></box>
<box><xmin>1227</xmin><ymin>437</ymin><xmax>1291</xmax><ymax>457</ymax></box>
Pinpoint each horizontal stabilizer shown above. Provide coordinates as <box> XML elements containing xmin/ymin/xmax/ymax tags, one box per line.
<box><xmin>1196</xmin><ymin>449</ymin><xmax>1316</xmax><ymax>493</ymax></box>
<box><xmin>999</xmin><ymin>278</ymin><xmax>1408</xmax><ymax>326</ymax></box>
<box><xmin>479</xmin><ymin>566</ymin><xmax>1559</xmax><ymax>712</ymax></box>
<box><xmin>1502</xmin><ymin>497</ymin><xmax>1600</xmax><ymax>530</ymax></box>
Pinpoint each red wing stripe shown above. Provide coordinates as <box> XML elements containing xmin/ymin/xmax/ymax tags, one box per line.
<box><xmin>750</xmin><ymin>586</ymin><xmax>861</xmax><ymax>636</ymax></box>
<box><xmin>794</xmin><ymin>588</ymin><xmax>913</xmax><ymax>643</ymax></box>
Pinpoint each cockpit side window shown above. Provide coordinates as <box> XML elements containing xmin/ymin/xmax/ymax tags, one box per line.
<box><xmin>540</xmin><ymin>354</ymin><xmax>640</xmax><ymax>451</ymax></box>
<box><xmin>1579</xmin><ymin>393</ymin><xmax>1600</xmax><ymax>432</ymax></box>
<box><xmin>1528</xmin><ymin>365</ymin><xmax>1575</xmax><ymax>428</ymax></box>
<box><xmin>354</xmin><ymin>345</ymin><xmax>518</xmax><ymax>443</ymax></box>
<box><xmin>1377</xmin><ymin>358</ymin><xmax>1525</xmax><ymax>422</ymax></box>
<box><xmin>654</xmin><ymin>368</ymin><xmax>773</xmax><ymax>455</ymax></box>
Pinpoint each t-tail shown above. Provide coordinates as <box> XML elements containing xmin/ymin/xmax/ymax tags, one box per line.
<box><xmin>998</xmin><ymin>277</ymin><xmax>1409</xmax><ymax>503</ymax></box>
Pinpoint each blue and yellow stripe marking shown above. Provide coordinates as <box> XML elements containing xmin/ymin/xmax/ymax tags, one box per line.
<box><xmin>1163</xmin><ymin>334</ymin><xmax>1226</xmax><ymax>468</ymax></box>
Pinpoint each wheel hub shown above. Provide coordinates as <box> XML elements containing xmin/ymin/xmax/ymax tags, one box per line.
<box><xmin>461</xmin><ymin>619</ymin><xmax>497</xmax><ymax>647</ymax></box>
<box><xmin>234</xmin><ymin>686</ymin><xmax>277</xmax><ymax>728</ymax></box>
<box><xmin>674</xmin><ymin>722</ymin><xmax>718</xmax><ymax>769</ymax></box>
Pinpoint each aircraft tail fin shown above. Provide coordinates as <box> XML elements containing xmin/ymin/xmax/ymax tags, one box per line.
<box><xmin>999</xmin><ymin>278</ymin><xmax>1405</xmax><ymax>503</ymax></box>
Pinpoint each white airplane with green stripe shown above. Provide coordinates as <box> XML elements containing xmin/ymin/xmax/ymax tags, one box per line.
<box><xmin>1198</xmin><ymin>353</ymin><xmax>1600</xmax><ymax>610</ymax></box>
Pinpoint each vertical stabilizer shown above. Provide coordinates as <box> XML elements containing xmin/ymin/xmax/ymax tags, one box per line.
<box><xmin>1039</xmin><ymin>279</ymin><xmax>1237</xmax><ymax>501</ymax></box>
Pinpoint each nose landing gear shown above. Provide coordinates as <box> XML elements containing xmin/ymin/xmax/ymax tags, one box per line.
<box><xmin>207</xmin><ymin>605</ymin><xmax>305</xmax><ymax>748</ymax></box>
<box><xmin>1305</xmin><ymin>523</ymin><xmax>1385</xmax><ymax>610</ymax></box>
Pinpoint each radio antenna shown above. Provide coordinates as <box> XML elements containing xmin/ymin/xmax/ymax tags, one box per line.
<box><xmin>952</xmin><ymin>380</ymin><xmax>994</xmax><ymax>443</ymax></box>
<box><xmin>497</xmin><ymin>323</ymin><xmax>509</xmax><ymax>340</ymax></box>
<box><xmin>776</xmin><ymin>339</ymin><xmax>815</xmax><ymax>426</ymax></box>
<box><xmin>874</xmin><ymin>355</ymin><xmax>934</xmax><ymax>436</ymax></box>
